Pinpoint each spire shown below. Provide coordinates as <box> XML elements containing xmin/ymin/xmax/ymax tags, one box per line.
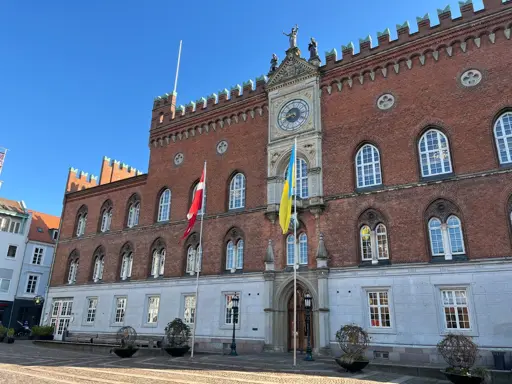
<box><xmin>265</xmin><ymin>239</ymin><xmax>274</xmax><ymax>262</ymax></box>
<box><xmin>316</xmin><ymin>233</ymin><xmax>328</xmax><ymax>259</ymax></box>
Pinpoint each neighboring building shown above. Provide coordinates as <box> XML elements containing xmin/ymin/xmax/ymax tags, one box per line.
<box><xmin>0</xmin><ymin>198</ymin><xmax>31</xmax><ymax>326</ymax></box>
<box><xmin>12</xmin><ymin>210</ymin><xmax>60</xmax><ymax>327</ymax></box>
<box><xmin>46</xmin><ymin>0</ymin><xmax>512</xmax><ymax>366</ymax></box>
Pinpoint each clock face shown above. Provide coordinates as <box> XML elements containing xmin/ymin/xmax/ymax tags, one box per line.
<box><xmin>277</xmin><ymin>99</ymin><xmax>310</xmax><ymax>131</ymax></box>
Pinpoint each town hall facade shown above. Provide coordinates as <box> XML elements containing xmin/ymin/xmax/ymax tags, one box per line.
<box><xmin>45</xmin><ymin>0</ymin><xmax>512</xmax><ymax>364</ymax></box>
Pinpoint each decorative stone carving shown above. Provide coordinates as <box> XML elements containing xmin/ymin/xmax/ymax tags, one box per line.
<box><xmin>377</xmin><ymin>93</ymin><xmax>395</xmax><ymax>110</ymax></box>
<box><xmin>269</xmin><ymin>53</ymin><xmax>279</xmax><ymax>74</ymax></box>
<box><xmin>216</xmin><ymin>140</ymin><xmax>228</xmax><ymax>155</ymax></box>
<box><xmin>424</xmin><ymin>199</ymin><xmax>461</xmax><ymax>222</ymax></box>
<box><xmin>267</xmin><ymin>56</ymin><xmax>318</xmax><ymax>88</ymax></box>
<box><xmin>460</xmin><ymin>69</ymin><xmax>482</xmax><ymax>87</ymax></box>
<box><xmin>173</xmin><ymin>152</ymin><xmax>184</xmax><ymax>166</ymax></box>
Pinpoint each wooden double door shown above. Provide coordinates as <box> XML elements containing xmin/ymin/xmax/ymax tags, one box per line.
<box><xmin>287</xmin><ymin>287</ymin><xmax>314</xmax><ymax>351</ymax></box>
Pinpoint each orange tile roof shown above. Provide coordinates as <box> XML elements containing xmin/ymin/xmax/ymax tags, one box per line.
<box><xmin>0</xmin><ymin>197</ymin><xmax>26</xmax><ymax>214</ymax></box>
<box><xmin>28</xmin><ymin>210</ymin><xmax>61</xmax><ymax>244</ymax></box>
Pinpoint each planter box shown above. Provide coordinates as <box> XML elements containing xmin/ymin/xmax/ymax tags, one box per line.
<box><xmin>38</xmin><ymin>335</ymin><xmax>55</xmax><ymax>341</ymax></box>
<box><xmin>7</xmin><ymin>338</ymin><xmax>15</xmax><ymax>344</ymax></box>
<box><xmin>112</xmin><ymin>347</ymin><xmax>138</xmax><ymax>358</ymax></box>
<box><xmin>163</xmin><ymin>346</ymin><xmax>190</xmax><ymax>357</ymax></box>
<box><xmin>334</xmin><ymin>358</ymin><xmax>369</xmax><ymax>373</ymax></box>
<box><xmin>442</xmin><ymin>371</ymin><xmax>484</xmax><ymax>384</ymax></box>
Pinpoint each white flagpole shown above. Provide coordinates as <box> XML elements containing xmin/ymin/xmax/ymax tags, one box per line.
<box><xmin>173</xmin><ymin>40</ymin><xmax>183</xmax><ymax>95</ymax></box>
<box><xmin>293</xmin><ymin>137</ymin><xmax>298</xmax><ymax>367</ymax></box>
<box><xmin>190</xmin><ymin>161</ymin><xmax>206</xmax><ymax>358</ymax></box>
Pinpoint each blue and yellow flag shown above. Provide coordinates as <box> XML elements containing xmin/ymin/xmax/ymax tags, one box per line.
<box><xmin>279</xmin><ymin>142</ymin><xmax>296</xmax><ymax>234</ymax></box>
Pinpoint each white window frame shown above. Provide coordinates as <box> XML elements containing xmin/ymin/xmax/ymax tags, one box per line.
<box><xmin>186</xmin><ymin>245</ymin><xmax>201</xmax><ymax>275</ymax></box>
<box><xmin>286</xmin><ymin>233</ymin><xmax>308</xmax><ymax>266</ymax></box>
<box><xmin>494</xmin><ymin>111</ymin><xmax>512</xmax><ymax>165</ymax></box>
<box><xmin>76</xmin><ymin>213</ymin><xmax>87</xmax><ymax>236</ymax></box>
<box><xmin>285</xmin><ymin>157</ymin><xmax>309</xmax><ymax>199</ymax></box>
<box><xmin>84</xmin><ymin>297</ymin><xmax>98</xmax><ymax>325</ymax></box>
<box><xmin>8</xmin><ymin>219</ymin><xmax>21</xmax><ymax>234</ymax></box>
<box><xmin>112</xmin><ymin>296</ymin><xmax>127</xmax><ymax>325</ymax></box>
<box><xmin>225</xmin><ymin>240</ymin><xmax>244</xmax><ymax>271</ymax></box>
<box><xmin>434</xmin><ymin>285</ymin><xmax>478</xmax><ymax>336</ymax></box>
<box><xmin>157</xmin><ymin>189</ymin><xmax>171</xmax><ymax>222</ymax></box>
<box><xmin>52</xmin><ymin>230</ymin><xmax>59</xmax><ymax>241</ymax></box>
<box><xmin>127</xmin><ymin>202</ymin><xmax>140</xmax><ymax>228</ymax></box>
<box><xmin>182</xmin><ymin>294</ymin><xmax>196</xmax><ymax>325</ymax></box>
<box><xmin>151</xmin><ymin>249</ymin><xmax>165</xmax><ymax>278</ymax></box>
<box><xmin>220</xmin><ymin>291</ymin><xmax>241</xmax><ymax>330</ymax></box>
<box><xmin>32</xmin><ymin>246</ymin><xmax>44</xmax><ymax>265</ymax></box>
<box><xmin>100</xmin><ymin>208</ymin><xmax>112</xmax><ymax>232</ymax></box>
<box><xmin>0</xmin><ymin>278</ymin><xmax>11</xmax><ymax>293</ymax></box>
<box><xmin>92</xmin><ymin>256</ymin><xmax>104</xmax><ymax>282</ymax></box>
<box><xmin>144</xmin><ymin>295</ymin><xmax>160</xmax><ymax>326</ymax></box>
<box><xmin>229</xmin><ymin>173</ymin><xmax>246</xmax><ymax>210</ymax></box>
<box><xmin>356</xmin><ymin>144</ymin><xmax>382</xmax><ymax>188</ymax></box>
<box><xmin>360</xmin><ymin>224</ymin><xmax>389</xmax><ymax>263</ymax></box>
<box><xmin>120</xmin><ymin>252</ymin><xmax>133</xmax><ymax>280</ymax></box>
<box><xmin>428</xmin><ymin>216</ymin><xmax>465</xmax><ymax>260</ymax></box>
<box><xmin>418</xmin><ymin>129</ymin><xmax>452</xmax><ymax>177</ymax></box>
<box><xmin>68</xmin><ymin>260</ymin><xmax>78</xmax><ymax>284</ymax></box>
<box><xmin>361</xmin><ymin>287</ymin><xmax>396</xmax><ymax>334</ymax></box>
<box><xmin>6</xmin><ymin>244</ymin><xmax>17</xmax><ymax>258</ymax></box>
<box><xmin>26</xmin><ymin>274</ymin><xmax>39</xmax><ymax>294</ymax></box>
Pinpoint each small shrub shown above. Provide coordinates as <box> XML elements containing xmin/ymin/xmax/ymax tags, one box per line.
<box><xmin>38</xmin><ymin>326</ymin><xmax>54</xmax><ymax>336</ymax></box>
<box><xmin>0</xmin><ymin>325</ymin><xmax>7</xmax><ymax>336</ymax></box>
<box><xmin>164</xmin><ymin>318</ymin><xmax>191</xmax><ymax>348</ymax></box>
<box><xmin>7</xmin><ymin>328</ymin><xmax>15</xmax><ymax>337</ymax></box>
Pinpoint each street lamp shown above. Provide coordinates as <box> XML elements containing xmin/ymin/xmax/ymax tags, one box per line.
<box><xmin>230</xmin><ymin>295</ymin><xmax>239</xmax><ymax>356</ymax></box>
<box><xmin>33</xmin><ymin>295</ymin><xmax>44</xmax><ymax>306</ymax></box>
<box><xmin>304</xmin><ymin>292</ymin><xmax>314</xmax><ymax>361</ymax></box>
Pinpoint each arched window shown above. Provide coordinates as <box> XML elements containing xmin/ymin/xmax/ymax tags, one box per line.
<box><xmin>493</xmin><ymin>111</ymin><xmax>512</xmax><ymax>165</ymax></box>
<box><xmin>157</xmin><ymin>189</ymin><xmax>171</xmax><ymax>222</ymax></box>
<box><xmin>418</xmin><ymin>129</ymin><xmax>452</xmax><ymax>177</ymax></box>
<box><xmin>425</xmin><ymin>199</ymin><xmax>466</xmax><ymax>260</ymax></box>
<box><xmin>92</xmin><ymin>247</ymin><xmax>105</xmax><ymax>282</ymax></box>
<box><xmin>67</xmin><ymin>250</ymin><xmax>79</xmax><ymax>285</ymax></box>
<box><xmin>286</xmin><ymin>233</ymin><xmax>308</xmax><ymax>266</ymax></box>
<box><xmin>358</xmin><ymin>209</ymin><xmax>390</xmax><ymax>263</ymax></box>
<box><xmin>126</xmin><ymin>194</ymin><xmax>141</xmax><ymax>228</ymax></box>
<box><xmin>150</xmin><ymin>239</ymin><xmax>166</xmax><ymax>278</ymax></box>
<box><xmin>120</xmin><ymin>243</ymin><xmax>133</xmax><ymax>281</ymax></box>
<box><xmin>356</xmin><ymin>144</ymin><xmax>382</xmax><ymax>188</ymax></box>
<box><xmin>159</xmin><ymin>112</ymin><xmax>164</xmax><ymax>124</ymax></box>
<box><xmin>75</xmin><ymin>205</ymin><xmax>88</xmax><ymax>237</ymax></box>
<box><xmin>98</xmin><ymin>200</ymin><xmax>113</xmax><ymax>233</ymax></box>
<box><xmin>186</xmin><ymin>245</ymin><xmax>202</xmax><ymax>274</ymax></box>
<box><xmin>225</xmin><ymin>239</ymin><xmax>244</xmax><ymax>271</ymax></box>
<box><xmin>192</xmin><ymin>181</ymin><xmax>206</xmax><ymax>215</ymax></box>
<box><xmin>285</xmin><ymin>158</ymin><xmax>309</xmax><ymax>199</ymax></box>
<box><xmin>229</xmin><ymin>173</ymin><xmax>246</xmax><ymax>210</ymax></box>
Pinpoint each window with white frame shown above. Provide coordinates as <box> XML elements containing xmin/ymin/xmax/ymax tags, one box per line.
<box><xmin>7</xmin><ymin>245</ymin><xmax>17</xmax><ymax>258</ymax></box>
<box><xmin>146</xmin><ymin>296</ymin><xmax>160</xmax><ymax>324</ymax></box>
<box><xmin>120</xmin><ymin>250</ymin><xmax>133</xmax><ymax>280</ymax></box>
<box><xmin>0</xmin><ymin>217</ymin><xmax>9</xmax><ymax>232</ymax></box>
<box><xmin>100</xmin><ymin>208</ymin><xmax>112</xmax><ymax>232</ymax></box>
<box><xmin>360</xmin><ymin>224</ymin><xmax>389</xmax><ymax>262</ymax></box>
<box><xmin>92</xmin><ymin>255</ymin><xmax>104</xmax><ymax>282</ymax></box>
<box><xmin>494</xmin><ymin>111</ymin><xmax>512</xmax><ymax>165</ymax></box>
<box><xmin>186</xmin><ymin>245</ymin><xmax>201</xmax><ymax>275</ymax></box>
<box><xmin>229</xmin><ymin>173</ymin><xmax>246</xmax><ymax>210</ymax></box>
<box><xmin>356</xmin><ymin>144</ymin><xmax>382</xmax><ymax>188</ymax></box>
<box><xmin>286</xmin><ymin>233</ymin><xmax>308</xmax><ymax>266</ymax></box>
<box><xmin>127</xmin><ymin>202</ymin><xmax>140</xmax><ymax>228</ymax></box>
<box><xmin>26</xmin><ymin>274</ymin><xmax>39</xmax><ymax>294</ymax></box>
<box><xmin>114</xmin><ymin>297</ymin><xmax>127</xmax><ymax>323</ymax></box>
<box><xmin>0</xmin><ymin>278</ymin><xmax>10</xmax><ymax>292</ymax></box>
<box><xmin>428</xmin><ymin>215</ymin><xmax>465</xmax><ymax>259</ymax></box>
<box><xmin>224</xmin><ymin>293</ymin><xmax>240</xmax><ymax>325</ymax></box>
<box><xmin>75</xmin><ymin>206</ymin><xmax>88</xmax><ymax>237</ymax></box>
<box><xmin>441</xmin><ymin>289</ymin><xmax>471</xmax><ymax>329</ymax></box>
<box><xmin>86</xmin><ymin>298</ymin><xmax>97</xmax><ymax>323</ymax></box>
<box><xmin>8</xmin><ymin>220</ymin><xmax>21</xmax><ymax>234</ymax></box>
<box><xmin>151</xmin><ymin>249</ymin><xmax>165</xmax><ymax>278</ymax></box>
<box><xmin>157</xmin><ymin>189</ymin><xmax>171</xmax><ymax>222</ymax></box>
<box><xmin>367</xmin><ymin>291</ymin><xmax>391</xmax><ymax>328</ymax></box>
<box><xmin>285</xmin><ymin>158</ymin><xmax>309</xmax><ymax>199</ymax></box>
<box><xmin>52</xmin><ymin>230</ymin><xmax>59</xmax><ymax>241</ymax></box>
<box><xmin>226</xmin><ymin>240</ymin><xmax>244</xmax><ymax>271</ymax></box>
<box><xmin>183</xmin><ymin>295</ymin><xmax>196</xmax><ymax>324</ymax></box>
<box><xmin>419</xmin><ymin>129</ymin><xmax>452</xmax><ymax>177</ymax></box>
<box><xmin>68</xmin><ymin>258</ymin><xmax>79</xmax><ymax>284</ymax></box>
<box><xmin>32</xmin><ymin>247</ymin><xmax>44</xmax><ymax>265</ymax></box>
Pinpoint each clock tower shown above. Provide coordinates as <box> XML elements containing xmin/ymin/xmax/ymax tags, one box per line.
<box><xmin>265</xmin><ymin>47</ymin><xmax>324</xmax><ymax>220</ymax></box>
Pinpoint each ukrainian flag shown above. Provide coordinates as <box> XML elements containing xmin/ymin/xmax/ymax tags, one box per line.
<box><xmin>279</xmin><ymin>142</ymin><xmax>296</xmax><ymax>234</ymax></box>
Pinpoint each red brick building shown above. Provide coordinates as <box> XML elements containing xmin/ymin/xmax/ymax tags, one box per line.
<box><xmin>45</xmin><ymin>0</ymin><xmax>512</xmax><ymax>364</ymax></box>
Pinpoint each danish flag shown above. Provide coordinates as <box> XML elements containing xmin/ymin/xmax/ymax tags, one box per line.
<box><xmin>181</xmin><ymin>166</ymin><xmax>205</xmax><ymax>240</ymax></box>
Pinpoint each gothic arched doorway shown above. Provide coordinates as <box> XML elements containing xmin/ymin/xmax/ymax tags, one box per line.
<box><xmin>287</xmin><ymin>286</ymin><xmax>314</xmax><ymax>351</ymax></box>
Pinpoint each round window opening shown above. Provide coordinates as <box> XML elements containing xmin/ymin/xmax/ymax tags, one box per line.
<box><xmin>377</xmin><ymin>94</ymin><xmax>395</xmax><ymax>110</ymax></box>
<box><xmin>216</xmin><ymin>140</ymin><xmax>228</xmax><ymax>155</ymax></box>
<box><xmin>174</xmin><ymin>152</ymin><xmax>184</xmax><ymax>166</ymax></box>
<box><xmin>460</xmin><ymin>69</ymin><xmax>482</xmax><ymax>87</ymax></box>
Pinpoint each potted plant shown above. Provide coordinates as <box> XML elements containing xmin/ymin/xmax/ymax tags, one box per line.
<box><xmin>0</xmin><ymin>325</ymin><xmax>6</xmax><ymax>342</ymax></box>
<box><xmin>334</xmin><ymin>324</ymin><xmax>370</xmax><ymax>373</ymax></box>
<box><xmin>437</xmin><ymin>334</ymin><xmax>489</xmax><ymax>384</ymax></box>
<box><xmin>7</xmin><ymin>328</ymin><xmax>15</xmax><ymax>344</ymax></box>
<box><xmin>163</xmin><ymin>318</ymin><xmax>191</xmax><ymax>357</ymax></box>
<box><xmin>32</xmin><ymin>325</ymin><xmax>54</xmax><ymax>340</ymax></box>
<box><xmin>111</xmin><ymin>326</ymin><xmax>139</xmax><ymax>358</ymax></box>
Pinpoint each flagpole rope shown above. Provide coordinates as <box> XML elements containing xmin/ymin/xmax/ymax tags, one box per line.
<box><xmin>190</xmin><ymin>161</ymin><xmax>206</xmax><ymax>358</ymax></box>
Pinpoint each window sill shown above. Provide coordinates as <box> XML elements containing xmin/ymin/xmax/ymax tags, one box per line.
<box><xmin>366</xmin><ymin>327</ymin><xmax>396</xmax><ymax>335</ymax></box>
<box><xmin>82</xmin><ymin>323</ymin><xmax>95</xmax><ymax>327</ymax></box>
<box><xmin>355</xmin><ymin>184</ymin><xmax>384</xmax><ymax>193</ymax></box>
<box><xmin>430</xmin><ymin>255</ymin><xmax>468</xmax><ymax>263</ymax></box>
<box><xmin>223</xmin><ymin>269</ymin><xmax>244</xmax><ymax>275</ymax></box>
<box><xmin>440</xmin><ymin>328</ymin><xmax>478</xmax><ymax>337</ymax></box>
<box><xmin>110</xmin><ymin>323</ymin><xmax>125</xmax><ymax>327</ymax></box>
<box><xmin>498</xmin><ymin>162</ymin><xmax>512</xmax><ymax>169</ymax></box>
<box><xmin>420</xmin><ymin>172</ymin><xmax>455</xmax><ymax>182</ymax></box>
<box><xmin>142</xmin><ymin>323</ymin><xmax>158</xmax><ymax>328</ymax></box>
<box><xmin>227</xmin><ymin>207</ymin><xmax>246</xmax><ymax>213</ymax></box>
<box><xmin>359</xmin><ymin>259</ymin><xmax>391</xmax><ymax>267</ymax></box>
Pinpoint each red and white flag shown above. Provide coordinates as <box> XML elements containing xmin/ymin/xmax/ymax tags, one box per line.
<box><xmin>181</xmin><ymin>166</ymin><xmax>205</xmax><ymax>240</ymax></box>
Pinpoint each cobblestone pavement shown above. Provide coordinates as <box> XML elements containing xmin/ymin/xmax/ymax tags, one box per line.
<box><xmin>0</xmin><ymin>342</ymin><xmax>449</xmax><ymax>384</ymax></box>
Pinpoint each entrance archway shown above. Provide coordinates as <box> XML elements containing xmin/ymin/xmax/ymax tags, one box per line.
<box><xmin>287</xmin><ymin>286</ymin><xmax>314</xmax><ymax>351</ymax></box>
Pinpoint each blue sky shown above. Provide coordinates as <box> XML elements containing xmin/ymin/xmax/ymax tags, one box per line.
<box><xmin>0</xmin><ymin>0</ymin><xmax>484</xmax><ymax>216</ymax></box>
